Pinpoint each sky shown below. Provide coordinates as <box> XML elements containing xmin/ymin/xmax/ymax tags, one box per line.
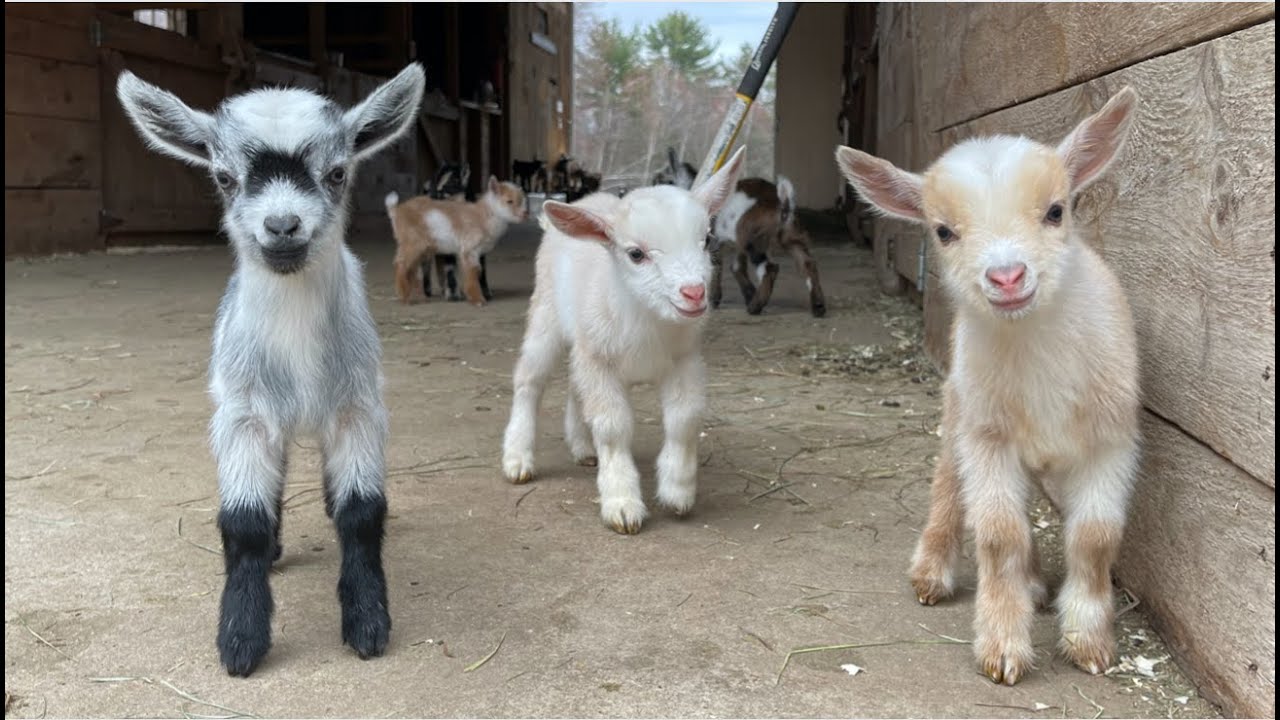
<box><xmin>583</xmin><ymin>2</ymin><xmax>780</xmax><ymax>63</ymax></box>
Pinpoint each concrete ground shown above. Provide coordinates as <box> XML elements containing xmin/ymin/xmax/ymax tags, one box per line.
<box><xmin>5</xmin><ymin>224</ymin><xmax>1216</xmax><ymax>718</ymax></box>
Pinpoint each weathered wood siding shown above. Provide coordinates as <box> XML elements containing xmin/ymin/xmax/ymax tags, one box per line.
<box><xmin>4</xmin><ymin>4</ymin><xmax>103</xmax><ymax>256</ymax></box>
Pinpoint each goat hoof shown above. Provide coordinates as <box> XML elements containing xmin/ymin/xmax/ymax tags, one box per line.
<box><xmin>1060</xmin><ymin>631</ymin><xmax>1114</xmax><ymax>676</ymax></box>
<box><xmin>575</xmin><ymin>456</ymin><xmax>598</xmax><ymax>467</ymax></box>
<box><xmin>343</xmin><ymin>606</ymin><xmax>391</xmax><ymax>660</ymax></box>
<box><xmin>746</xmin><ymin>304</ymin><xmax>765</xmax><ymax>316</ymax></box>
<box><xmin>601</xmin><ymin>497</ymin><xmax>647</xmax><ymax>535</ymax></box>
<box><xmin>909</xmin><ymin>574</ymin><xmax>952</xmax><ymax>606</ymax></box>
<box><xmin>218</xmin><ymin>628</ymin><xmax>271</xmax><ymax>678</ymax></box>
<box><xmin>502</xmin><ymin>453</ymin><xmax>535</xmax><ymax>484</ymax></box>
<box><xmin>811</xmin><ymin>304</ymin><xmax>827</xmax><ymax>318</ymax></box>
<box><xmin>977</xmin><ymin>635</ymin><xmax>1034</xmax><ymax>686</ymax></box>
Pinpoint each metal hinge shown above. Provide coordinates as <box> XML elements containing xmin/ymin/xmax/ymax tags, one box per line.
<box><xmin>90</xmin><ymin>20</ymin><xmax>104</xmax><ymax>48</ymax></box>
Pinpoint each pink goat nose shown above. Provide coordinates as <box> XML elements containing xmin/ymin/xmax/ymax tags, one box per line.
<box><xmin>680</xmin><ymin>284</ymin><xmax>706</xmax><ymax>304</ymax></box>
<box><xmin>986</xmin><ymin>263</ymin><xmax>1027</xmax><ymax>290</ymax></box>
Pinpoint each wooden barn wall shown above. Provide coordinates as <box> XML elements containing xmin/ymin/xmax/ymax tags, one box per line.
<box><xmin>506</xmin><ymin>3</ymin><xmax>573</xmax><ymax>167</ymax></box>
<box><xmin>871</xmin><ymin>4</ymin><xmax>1275</xmax><ymax>716</ymax></box>
<box><xmin>5</xmin><ymin>4</ymin><xmax>103</xmax><ymax>257</ymax></box>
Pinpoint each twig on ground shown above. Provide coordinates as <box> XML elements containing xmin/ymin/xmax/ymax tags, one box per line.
<box><xmin>177</xmin><ymin>516</ymin><xmax>221</xmax><ymax>555</ymax></box>
<box><xmin>464</xmin><ymin>632</ymin><xmax>507</xmax><ymax>673</ymax></box>
<box><xmin>775</xmin><ymin>637</ymin><xmax>967</xmax><ymax>686</ymax></box>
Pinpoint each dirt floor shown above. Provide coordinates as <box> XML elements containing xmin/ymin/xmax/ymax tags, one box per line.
<box><xmin>5</xmin><ymin>223</ymin><xmax>1219</xmax><ymax>718</ymax></box>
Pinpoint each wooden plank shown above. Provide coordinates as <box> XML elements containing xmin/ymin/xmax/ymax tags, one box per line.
<box><xmin>4</xmin><ymin>189</ymin><xmax>103</xmax><ymax>256</ymax></box>
<box><xmin>937</xmin><ymin>22</ymin><xmax>1276</xmax><ymax>485</ymax></box>
<box><xmin>4</xmin><ymin>53</ymin><xmax>99</xmax><ymax>121</ymax></box>
<box><xmin>3</xmin><ymin>3</ymin><xmax>93</xmax><ymax>29</ymax></box>
<box><xmin>4</xmin><ymin>14</ymin><xmax>98</xmax><ymax>66</ymax></box>
<box><xmin>4</xmin><ymin>115</ymin><xmax>101</xmax><ymax>189</ymax></box>
<box><xmin>1118</xmin><ymin>413</ymin><xmax>1275</xmax><ymax>719</ymax></box>
<box><xmin>915</xmin><ymin>2</ymin><xmax>1275</xmax><ymax>131</ymax></box>
<box><xmin>94</xmin><ymin>10</ymin><xmax>223</xmax><ymax>71</ymax></box>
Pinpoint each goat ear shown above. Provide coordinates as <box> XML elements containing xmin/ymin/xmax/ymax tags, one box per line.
<box><xmin>488</xmin><ymin>175</ymin><xmax>501</xmax><ymax>195</ymax></box>
<box><xmin>116</xmin><ymin>71</ymin><xmax>216</xmax><ymax>168</ymax></box>
<box><xmin>835</xmin><ymin>146</ymin><xmax>925</xmax><ymax>222</ymax></box>
<box><xmin>1057</xmin><ymin>86</ymin><xmax>1138</xmax><ymax>192</ymax></box>
<box><xmin>692</xmin><ymin>145</ymin><xmax>746</xmax><ymax>216</ymax></box>
<box><xmin>344</xmin><ymin>63</ymin><xmax>426</xmax><ymax>162</ymax></box>
<box><xmin>541</xmin><ymin>201</ymin><xmax>612</xmax><ymax>244</ymax></box>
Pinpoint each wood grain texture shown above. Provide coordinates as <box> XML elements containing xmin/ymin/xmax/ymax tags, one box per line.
<box><xmin>3</xmin><ymin>3</ymin><xmax>93</xmax><ymax>29</ymax></box>
<box><xmin>4</xmin><ymin>189</ymin><xmax>103</xmax><ymax>256</ymax></box>
<box><xmin>4</xmin><ymin>14</ymin><xmax>98</xmax><ymax>66</ymax></box>
<box><xmin>99</xmin><ymin>52</ymin><xmax>224</xmax><ymax>238</ymax></box>
<box><xmin>914</xmin><ymin>2</ymin><xmax>1275</xmax><ymax>131</ymax></box>
<box><xmin>937</xmin><ymin>22</ymin><xmax>1276</xmax><ymax>486</ymax></box>
<box><xmin>4</xmin><ymin>53</ymin><xmax>99</xmax><ymax>121</ymax></box>
<box><xmin>5</xmin><ymin>115</ymin><xmax>101</xmax><ymax>189</ymax></box>
<box><xmin>1118</xmin><ymin>413</ymin><xmax>1275</xmax><ymax>719</ymax></box>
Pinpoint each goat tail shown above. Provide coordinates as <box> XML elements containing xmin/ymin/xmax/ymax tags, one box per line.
<box><xmin>776</xmin><ymin>176</ymin><xmax>796</xmax><ymax>227</ymax></box>
<box><xmin>384</xmin><ymin>192</ymin><xmax>401</xmax><ymax>241</ymax></box>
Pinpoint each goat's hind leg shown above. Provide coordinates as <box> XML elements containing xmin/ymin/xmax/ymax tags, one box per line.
<box><xmin>323</xmin><ymin>405</ymin><xmax>392</xmax><ymax>660</ymax></box>
<box><xmin>786</xmin><ymin>241</ymin><xmax>827</xmax><ymax>318</ymax></box>
<box><xmin>910</xmin><ymin>439</ymin><xmax>964</xmax><ymax>605</ymax></box>
<box><xmin>211</xmin><ymin>408</ymin><xmax>286</xmax><ymax>677</ymax></box>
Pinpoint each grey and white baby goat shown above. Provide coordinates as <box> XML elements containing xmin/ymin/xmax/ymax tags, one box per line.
<box><xmin>117</xmin><ymin>64</ymin><xmax>426</xmax><ymax>676</ymax></box>
<box><xmin>837</xmin><ymin>87</ymin><xmax>1142</xmax><ymax>685</ymax></box>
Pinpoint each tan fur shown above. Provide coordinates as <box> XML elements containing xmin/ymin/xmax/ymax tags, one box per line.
<box><xmin>837</xmin><ymin>87</ymin><xmax>1143</xmax><ymax>686</ymax></box>
<box><xmin>387</xmin><ymin>179</ymin><xmax>525</xmax><ymax>306</ymax></box>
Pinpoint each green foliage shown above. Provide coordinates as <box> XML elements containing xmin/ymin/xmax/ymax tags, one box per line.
<box><xmin>643</xmin><ymin>11</ymin><xmax>718</xmax><ymax>76</ymax></box>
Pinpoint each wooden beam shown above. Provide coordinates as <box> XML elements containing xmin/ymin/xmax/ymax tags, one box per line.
<box><xmin>914</xmin><ymin>2</ymin><xmax>1276</xmax><ymax>131</ymax></box>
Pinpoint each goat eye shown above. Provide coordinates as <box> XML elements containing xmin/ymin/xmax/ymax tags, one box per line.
<box><xmin>936</xmin><ymin>225</ymin><xmax>956</xmax><ymax>243</ymax></box>
<box><xmin>214</xmin><ymin>171</ymin><xmax>235</xmax><ymax>190</ymax></box>
<box><xmin>327</xmin><ymin>167</ymin><xmax>347</xmax><ymax>185</ymax></box>
<box><xmin>1044</xmin><ymin>203</ymin><xmax>1065</xmax><ymax>225</ymax></box>
<box><xmin>627</xmin><ymin>248</ymin><xmax>646</xmax><ymax>264</ymax></box>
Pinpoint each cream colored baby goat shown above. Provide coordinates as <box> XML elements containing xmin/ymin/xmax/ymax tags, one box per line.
<box><xmin>836</xmin><ymin>87</ymin><xmax>1142</xmax><ymax>685</ymax></box>
<box><xmin>501</xmin><ymin>148</ymin><xmax>748</xmax><ymax>534</ymax></box>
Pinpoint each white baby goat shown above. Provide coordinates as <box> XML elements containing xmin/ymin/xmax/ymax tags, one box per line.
<box><xmin>117</xmin><ymin>64</ymin><xmax>426</xmax><ymax>676</ymax></box>
<box><xmin>501</xmin><ymin>148</ymin><xmax>748</xmax><ymax>534</ymax></box>
<box><xmin>836</xmin><ymin>87</ymin><xmax>1142</xmax><ymax>685</ymax></box>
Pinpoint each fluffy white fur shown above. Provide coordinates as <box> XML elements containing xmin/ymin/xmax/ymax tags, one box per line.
<box><xmin>501</xmin><ymin>148</ymin><xmax>748</xmax><ymax>534</ymax></box>
<box><xmin>837</xmin><ymin>87</ymin><xmax>1142</xmax><ymax>685</ymax></box>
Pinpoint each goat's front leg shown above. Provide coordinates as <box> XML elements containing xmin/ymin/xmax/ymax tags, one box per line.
<box><xmin>730</xmin><ymin>250</ymin><xmax>756</xmax><ymax>305</ymax></box>
<box><xmin>460</xmin><ymin>251</ymin><xmax>486</xmax><ymax>306</ymax></box>
<box><xmin>746</xmin><ymin>256</ymin><xmax>781</xmax><ymax>315</ymax></box>
<box><xmin>322</xmin><ymin>404</ymin><xmax>391</xmax><ymax>660</ymax></box>
<box><xmin>960</xmin><ymin>433</ymin><xmax>1037</xmax><ymax>685</ymax></box>
<box><xmin>655</xmin><ymin>353</ymin><xmax>705</xmax><ymax>516</ymax></box>
<box><xmin>572</xmin><ymin>350</ymin><xmax>646</xmax><ymax>534</ymax></box>
<box><xmin>1056</xmin><ymin>444</ymin><xmax>1136</xmax><ymax>675</ymax></box>
<box><xmin>210</xmin><ymin>408</ymin><xmax>286</xmax><ymax>677</ymax></box>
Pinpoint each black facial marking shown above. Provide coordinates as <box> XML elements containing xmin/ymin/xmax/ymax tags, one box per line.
<box><xmin>246</xmin><ymin>149</ymin><xmax>318</xmax><ymax>195</ymax></box>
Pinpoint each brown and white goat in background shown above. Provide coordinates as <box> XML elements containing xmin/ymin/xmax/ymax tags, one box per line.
<box><xmin>710</xmin><ymin>177</ymin><xmax>826</xmax><ymax>317</ymax></box>
<box><xmin>837</xmin><ymin>87</ymin><xmax>1142</xmax><ymax>685</ymax></box>
<box><xmin>385</xmin><ymin>176</ymin><xmax>526</xmax><ymax>306</ymax></box>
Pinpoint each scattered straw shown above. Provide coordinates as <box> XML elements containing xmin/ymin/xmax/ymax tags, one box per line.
<box><xmin>88</xmin><ymin>677</ymin><xmax>256</xmax><ymax>718</ymax></box>
<box><xmin>775</xmin><ymin>636</ymin><xmax>968</xmax><ymax>686</ymax></box>
<box><xmin>13</xmin><ymin>613</ymin><xmax>71</xmax><ymax>660</ymax></box>
<box><xmin>464</xmin><ymin>632</ymin><xmax>507</xmax><ymax>673</ymax></box>
<box><xmin>176</xmin><ymin>517</ymin><xmax>221</xmax><ymax>555</ymax></box>
<box><xmin>1073</xmin><ymin>683</ymin><xmax>1105</xmax><ymax>720</ymax></box>
<box><xmin>513</xmin><ymin>486</ymin><xmax>538</xmax><ymax>515</ymax></box>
